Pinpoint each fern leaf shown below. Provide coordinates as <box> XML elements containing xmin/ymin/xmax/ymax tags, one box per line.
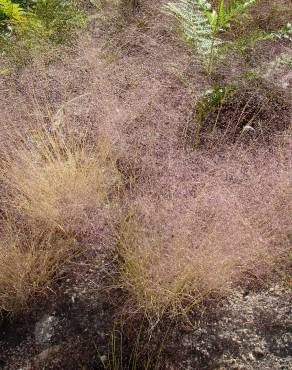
<box><xmin>219</xmin><ymin>0</ymin><xmax>256</xmax><ymax>28</ymax></box>
<box><xmin>217</xmin><ymin>0</ymin><xmax>225</xmax><ymax>24</ymax></box>
<box><xmin>0</xmin><ymin>0</ymin><xmax>24</xmax><ymax>22</ymax></box>
<box><xmin>166</xmin><ymin>0</ymin><xmax>221</xmax><ymax>66</ymax></box>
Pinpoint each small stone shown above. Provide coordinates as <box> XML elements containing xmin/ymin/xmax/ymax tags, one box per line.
<box><xmin>100</xmin><ymin>355</ymin><xmax>107</xmax><ymax>363</ymax></box>
<box><xmin>254</xmin><ymin>347</ymin><xmax>265</xmax><ymax>358</ymax></box>
<box><xmin>34</xmin><ymin>315</ymin><xmax>59</xmax><ymax>345</ymax></box>
<box><xmin>248</xmin><ymin>352</ymin><xmax>255</xmax><ymax>361</ymax></box>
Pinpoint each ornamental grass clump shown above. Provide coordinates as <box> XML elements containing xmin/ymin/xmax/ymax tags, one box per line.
<box><xmin>0</xmin><ymin>125</ymin><xmax>120</xmax><ymax>233</ymax></box>
<box><xmin>117</xmin><ymin>146</ymin><xmax>291</xmax><ymax>319</ymax></box>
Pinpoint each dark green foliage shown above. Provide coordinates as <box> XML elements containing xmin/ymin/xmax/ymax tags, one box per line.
<box><xmin>193</xmin><ymin>85</ymin><xmax>237</xmax><ymax>146</ymax></box>
<box><xmin>191</xmin><ymin>77</ymin><xmax>291</xmax><ymax>147</ymax></box>
<box><xmin>13</xmin><ymin>0</ymin><xmax>32</xmax><ymax>5</ymax></box>
<box><xmin>31</xmin><ymin>0</ymin><xmax>86</xmax><ymax>43</ymax></box>
<box><xmin>0</xmin><ymin>0</ymin><xmax>86</xmax><ymax>65</ymax></box>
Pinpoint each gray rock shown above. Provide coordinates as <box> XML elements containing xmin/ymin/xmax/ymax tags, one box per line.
<box><xmin>34</xmin><ymin>315</ymin><xmax>59</xmax><ymax>345</ymax></box>
<box><xmin>99</xmin><ymin>355</ymin><xmax>107</xmax><ymax>363</ymax></box>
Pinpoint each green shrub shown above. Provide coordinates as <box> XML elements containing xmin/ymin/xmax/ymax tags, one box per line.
<box><xmin>31</xmin><ymin>0</ymin><xmax>86</xmax><ymax>43</ymax></box>
<box><xmin>0</xmin><ymin>0</ymin><xmax>25</xmax><ymax>28</ymax></box>
<box><xmin>0</xmin><ymin>0</ymin><xmax>86</xmax><ymax>64</ymax></box>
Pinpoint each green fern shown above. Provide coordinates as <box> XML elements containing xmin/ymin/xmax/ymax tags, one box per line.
<box><xmin>231</xmin><ymin>22</ymin><xmax>292</xmax><ymax>53</ymax></box>
<box><xmin>217</xmin><ymin>0</ymin><xmax>256</xmax><ymax>29</ymax></box>
<box><xmin>0</xmin><ymin>0</ymin><xmax>25</xmax><ymax>22</ymax></box>
<box><xmin>166</xmin><ymin>0</ymin><xmax>257</xmax><ymax>73</ymax></box>
<box><xmin>166</xmin><ymin>0</ymin><xmax>221</xmax><ymax>70</ymax></box>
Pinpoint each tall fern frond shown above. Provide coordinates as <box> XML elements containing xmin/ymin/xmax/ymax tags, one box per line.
<box><xmin>165</xmin><ymin>0</ymin><xmax>222</xmax><ymax>68</ymax></box>
<box><xmin>0</xmin><ymin>0</ymin><xmax>24</xmax><ymax>22</ymax></box>
<box><xmin>166</xmin><ymin>0</ymin><xmax>258</xmax><ymax>73</ymax></box>
<box><xmin>218</xmin><ymin>0</ymin><xmax>256</xmax><ymax>29</ymax></box>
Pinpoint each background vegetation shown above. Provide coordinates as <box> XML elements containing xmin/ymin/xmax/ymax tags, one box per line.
<box><xmin>0</xmin><ymin>0</ymin><xmax>291</xmax><ymax>369</ymax></box>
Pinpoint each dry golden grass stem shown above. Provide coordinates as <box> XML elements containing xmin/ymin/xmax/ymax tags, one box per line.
<box><xmin>0</xmin><ymin>124</ymin><xmax>120</xmax><ymax>233</ymax></box>
<box><xmin>0</xmin><ymin>224</ymin><xmax>79</xmax><ymax>313</ymax></box>
<box><xmin>0</xmin><ymin>123</ymin><xmax>121</xmax><ymax>314</ymax></box>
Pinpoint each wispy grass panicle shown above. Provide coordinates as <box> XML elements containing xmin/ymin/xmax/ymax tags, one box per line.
<box><xmin>117</xmin><ymin>145</ymin><xmax>292</xmax><ymax>318</ymax></box>
<box><xmin>0</xmin><ymin>124</ymin><xmax>121</xmax><ymax>233</ymax></box>
<box><xmin>0</xmin><ymin>223</ymin><xmax>79</xmax><ymax>313</ymax></box>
